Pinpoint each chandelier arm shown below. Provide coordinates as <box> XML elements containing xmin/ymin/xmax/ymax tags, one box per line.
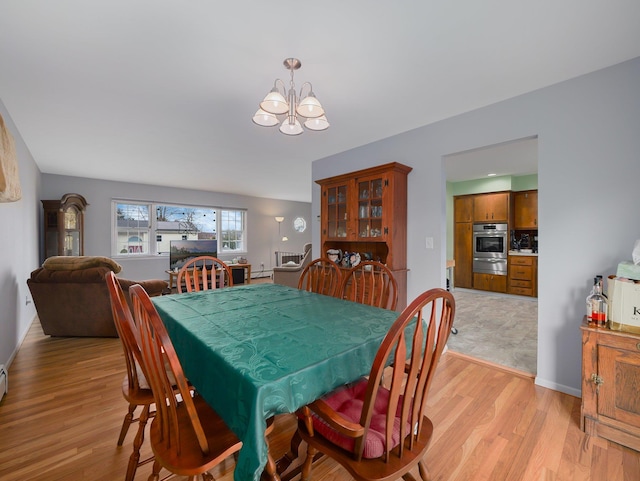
<box><xmin>299</xmin><ymin>81</ymin><xmax>313</xmax><ymax>99</ymax></box>
<box><xmin>274</xmin><ymin>79</ymin><xmax>287</xmax><ymax>97</ymax></box>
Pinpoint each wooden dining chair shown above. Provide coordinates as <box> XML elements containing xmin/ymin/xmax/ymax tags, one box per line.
<box><xmin>129</xmin><ymin>283</ymin><xmax>243</xmax><ymax>481</ymax></box>
<box><xmin>177</xmin><ymin>256</ymin><xmax>233</xmax><ymax>293</ymax></box>
<box><xmin>105</xmin><ymin>271</ymin><xmax>156</xmax><ymax>481</ymax></box>
<box><xmin>297</xmin><ymin>257</ymin><xmax>343</xmax><ymax>297</ymax></box>
<box><xmin>297</xmin><ymin>288</ymin><xmax>455</xmax><ymax>481</ymax></box>
<box><xmin>339</xmin><ymin>261</ymin><xmax>398</xmax><ymax>310</ymax></box>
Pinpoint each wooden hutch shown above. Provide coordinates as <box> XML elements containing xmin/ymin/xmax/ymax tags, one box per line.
<box><xmin>317</xmin><ymin>162</ymin><xmax>412</xmax><ymax>310</ymax></box>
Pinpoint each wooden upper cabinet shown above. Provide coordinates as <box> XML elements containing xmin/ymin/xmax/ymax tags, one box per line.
<box><xmin>454</xmin><ymin>196</ymin><xmax>473</xmax><ymax>223</ymax></box>
<box><xmin>322</xmin><ymin>180</ymin><xmax>350</xmax><ymax>240</ymax></box>
<box><xmin>317</xmin><ymin>162</ymin><xmax>412</xmax><ymax>310</ymax></box>
<box><xmin>473</xmin><ymin>192</ymin><xmax>509</xmax><ymax>222</ymax></box>
<box><xmin>513</xmin><ymin>190</ymin><xmax>538</xmax><ymax>229</ymax></box>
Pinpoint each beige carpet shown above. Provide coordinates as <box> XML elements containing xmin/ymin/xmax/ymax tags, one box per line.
<box><xmin>447</xmin><ymin>288</ymin><xmax>538</xmax><ymax>375</ymax></box>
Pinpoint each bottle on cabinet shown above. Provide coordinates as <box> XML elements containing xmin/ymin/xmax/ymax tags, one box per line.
<box><xmin>586</xmin><ymin>276</ymin><xmax>608</xmax><ymax>327</ymax></box>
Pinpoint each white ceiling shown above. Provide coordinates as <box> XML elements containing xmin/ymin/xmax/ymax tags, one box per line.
<box><xmin>1</xmin><ymin>2</ymin><xmax>639</xmax><ymax>202</ymax></box>
<box><xmin>445</xmin><ymin>136</ymin><xmax>538</xmax><ymax>183</ymax></box>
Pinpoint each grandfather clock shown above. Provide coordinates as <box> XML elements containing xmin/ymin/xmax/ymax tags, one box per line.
<box><xmin>42</xmin><ymin>193</ymin><xmax>88</xmax><ymax>259</ymax></box>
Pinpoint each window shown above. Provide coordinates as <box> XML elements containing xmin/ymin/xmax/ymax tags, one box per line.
<box><xmin>115</xmin><ymin>202</ymin><xmax>151</xmax><ymax>255</ymax></box>
<box><xmin>220</xmin><ymin>209</ymin><xmax>245</xmax><ymax>252</ymax></box>
<box><xmin>112</xmin><ymin>201</ymin><xmax>246</xmax><ymax>257</ymax></box>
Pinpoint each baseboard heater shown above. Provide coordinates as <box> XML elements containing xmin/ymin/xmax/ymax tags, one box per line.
<box><xmin>0</xmin><ymin>364</ymin><xmax>6</xmax><ymax>403</ymax></box>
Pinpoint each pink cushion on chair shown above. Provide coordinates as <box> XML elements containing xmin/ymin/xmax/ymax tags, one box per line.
<box><xmin>311</xmin><ymin>378</ymin><xmax>409</xmax><ymax>459</ymax></box>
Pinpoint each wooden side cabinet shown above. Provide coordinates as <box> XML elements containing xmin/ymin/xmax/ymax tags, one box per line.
<box><xmin>42</xmin><ymin>193</ymin><xmax>88</xmax><ymax>260</ymax></box>
<box><xmin>581</xmin><ymin>321</ymin><xmax>640</xmax><ymax>452</ymax></box>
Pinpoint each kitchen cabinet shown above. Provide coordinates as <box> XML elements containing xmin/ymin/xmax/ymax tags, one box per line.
<box><xmin>513</xmin><ymin>190</ymin><xmax>538</xmax><ymax>229</ymax></box>
<box><xmin>473</xmin><ymin>273</ymin><xmax>507</xmax><ymax>293</ymax></box>
<box><xmin>581</xmin><ymin>321</ymin><xmax>640</xmax><ymax>451</ymax></box>
<box><xmin>318</xmin><ymin>162</ymin><xmax>412</xmax><ymax>310</ymax></box>
<box><xmin>454</xmin><ymin>195</ymin><xmax>473</xmax><ymax>223</ymax></box>
<box><xmin>508</xmin><ymin>255</ymin><xmax>537</xmax><ymax>297</ymax></box>
<box><xmin>473</xmin><ymin>192</ymin><xmax>509</xmax><ymax>222</ymax></box>
<box><xmin>453</xmin><ymin>196</ymin><xmax>473</xmax><ymax>288</ymax></box>
<box><xmin>42</xmin><ymin>193</ymin><xmax>88</xmax><ymax>260</ymax></box>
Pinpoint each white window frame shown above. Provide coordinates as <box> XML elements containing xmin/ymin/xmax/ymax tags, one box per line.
<box><xmin>112</xmin><ymin>200</ymin><xmax>247</xmax><ymax>258</ymax></box>
<box><xmin>219</xmin><ymin>209</ymin><xmax>246</xmax><ymax>253</ymax></box>
<box><xmin>113</xmin><ymin>201</ymin><xmax>152</xmax><ymax>256</ymax></box>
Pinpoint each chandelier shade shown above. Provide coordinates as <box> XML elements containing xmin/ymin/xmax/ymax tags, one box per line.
<box><xmin>260</xmin><ymin>88</ymin><xmax>289</xmax><ymax>115</ymax></box>
<box><xmin>254</xmin><ymin>58</ymin><xmax>329</xmax><ymax>136</ymax></box>
<box><xmin>304</xmin><ymin>115</ymin><xmax>330</xmax><ymax>131</ymax></box>
<box><xmin>252</xmin><ymin>108</ymin><xmax>279</xmax><ymax>127</ymax></box>
<box><xmin>296</xmin><ymin>93</ymin><xmax>324</xmax><ymax>118</ymax></box>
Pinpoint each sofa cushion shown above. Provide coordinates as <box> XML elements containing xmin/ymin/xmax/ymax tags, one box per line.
<box><xmin>43</xmin><ymin>255</ymin><xmax>122</xmax><ymax>273</ymax></box>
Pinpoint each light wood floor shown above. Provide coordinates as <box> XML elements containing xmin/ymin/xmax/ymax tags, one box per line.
<box><xmin>1</xmin><ymin>318</ymin><xmax>638</xmax><ymax>481</ymax></box>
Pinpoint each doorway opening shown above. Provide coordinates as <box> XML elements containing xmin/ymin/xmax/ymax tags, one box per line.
<box><xmin>445</xmin><ymin>136</ymin><xmax>538</xmax><ymax>375</ymax></box>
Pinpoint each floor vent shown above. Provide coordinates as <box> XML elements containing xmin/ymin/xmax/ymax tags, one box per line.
<box><xmin>0</xmin><ymin>365</ymin><xmax>6</xmax><ymax>403</ymax></box>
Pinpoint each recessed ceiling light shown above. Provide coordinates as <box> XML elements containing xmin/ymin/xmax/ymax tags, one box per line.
<box><xmin>487</xmin><ymin>173</ymin><xmax>497</xmax><ymax>177</ymax></box>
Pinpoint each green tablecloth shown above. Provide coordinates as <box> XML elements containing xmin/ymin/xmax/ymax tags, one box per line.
<box><xmin>152</xmin><ymin>283</ymin><xmax>399</xmax><ymax>481</ymax></box>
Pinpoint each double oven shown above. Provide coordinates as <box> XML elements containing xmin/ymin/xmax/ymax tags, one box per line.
<box><xmin>473</xmin><ymin>223</ymin><xmax>508</xmax><ymax>276</ymax></box>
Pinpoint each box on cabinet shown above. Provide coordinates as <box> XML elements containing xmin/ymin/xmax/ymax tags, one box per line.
<box><xmin>616</xmin><ymin>261</ymin><xmax>640</xmax><ymax>281</ymax></box>
<box><xmin>607</xmin><ymin>275</ymin><xmax>640</xmax><ymax>334</ymax></box>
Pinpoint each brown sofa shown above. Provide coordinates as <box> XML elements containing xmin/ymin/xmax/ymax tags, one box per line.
<box><xmin>27</xmin><ymin>256</ymin><xmax>168</xmax><ymax>337</ymax></box>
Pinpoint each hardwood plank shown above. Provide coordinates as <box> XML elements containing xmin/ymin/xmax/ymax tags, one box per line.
<box><xmin>0</xmin><ymin>318</ymin><xmax>639</xmax><ymax>481</ymax></box>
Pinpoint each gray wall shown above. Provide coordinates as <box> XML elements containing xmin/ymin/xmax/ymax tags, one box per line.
<box><xmin>312</xmin><ymin>57</ymin><xmax>640</xmax><ymax>396</ymax></box>
<box><xmin>0</xmin><ymin>98</ymin><xmax>41</xmax><ymax>369</ymax></box>
<box><xmin>41</xmin><ymin>174</ymin><xmax>312</xmax><ymax>281</ymax></box>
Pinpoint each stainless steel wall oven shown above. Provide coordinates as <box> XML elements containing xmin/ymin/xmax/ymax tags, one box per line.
<box><xmin>473</xmin><ymin>223</ymin><xmax>508</xmax><ymax>275</ymax></box>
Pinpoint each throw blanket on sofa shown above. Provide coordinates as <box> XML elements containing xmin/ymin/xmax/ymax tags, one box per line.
<box><xmin>43</xmin><ymin>256</ymin><xmax>122</xmax><ymax>273</ymax></box>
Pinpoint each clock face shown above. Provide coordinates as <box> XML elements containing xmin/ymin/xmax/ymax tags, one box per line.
<box><xmin>293</xmin><ymin>217</ymin><xmax>306</xmax><ymax>232</ymax></box>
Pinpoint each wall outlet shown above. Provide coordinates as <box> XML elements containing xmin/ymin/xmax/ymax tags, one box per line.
<box><xmin>260</xmin><ymin>262</ymin><xmax>265</xmax><ymax>269</ymax></box>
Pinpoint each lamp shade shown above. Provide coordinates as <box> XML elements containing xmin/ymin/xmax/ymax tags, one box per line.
<box><xmin>252</xmin><ymin>109</ymin><xmax>279</xmax><ymax>127</ymax></box>
<box><xmin>279</xmin><ymin>118</ymin><xmax>303</xmax><ymax>136</ymax></box>
<box><xmin>275</xmin><ymin>216</ymin><xmax>284</xmax><ymax>223</ymax></box>
<box><xmin>260</xmin><ymin>90</ymin><xmax>289</xmax><ymax>115</ymax></box>
<box><xmin>304</xmin><ymin>115</ymin><xmax>330</xmax><ymax>131</ymax></box>
<box><xmin>296</xmin><ymin>93</ymin><xmax>324</xmax><ymax>118</ymax></box>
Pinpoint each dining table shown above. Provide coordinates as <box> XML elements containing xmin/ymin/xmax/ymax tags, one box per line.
<box><xmin>151</xmin><ymin>282</ymin><xmax>400</xmax><ymax>481</ymax></box>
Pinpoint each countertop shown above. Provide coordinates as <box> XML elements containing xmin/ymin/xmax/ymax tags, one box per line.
<box><xmin>508</xmin><ymin>250</ymin><xmax>538</xmax><ymax>256</ymax></box>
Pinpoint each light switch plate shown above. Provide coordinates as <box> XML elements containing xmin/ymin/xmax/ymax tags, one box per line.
<box><xmin>425</xmin><ymin>237</ymin><xmax>434</xmax><ymax>249</ymax></box>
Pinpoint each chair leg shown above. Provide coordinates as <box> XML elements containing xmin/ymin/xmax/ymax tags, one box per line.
<box><xmin>147</xmin><ymin>459</ymin><xmax>161</xmax><ymax>481</ymax></box>
<box><xmin>126</xmin><ymin>404</ymin><xmax>150</xmax><ymax>481</ymax></box>
<box><xmin>300</xmin><ymin>444</ymin><xmax>318</xmax><ymax>481</ymax></box>
<box><xmin>262</xmin><ymin>451</ymin><xmax>280</xmax><ymax>481</ymax></box>
<box><xmin>118</xmin><ymin>403</ymin><xmax>137</xmax><ymax>446</ymax></box>
<box><xmin>417</xmin><ymin>460</ymin><xmax>431</xmax><ymax>481</ymax></box>
<box><xmin>276</xmin><ymin>428</ymin><xmax>302</xmax><ymax>474</ymax></box>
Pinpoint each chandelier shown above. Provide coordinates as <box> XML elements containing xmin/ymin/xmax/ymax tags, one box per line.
<box><xmin>253</xmin><ymin>58</ymin><xmax>329</xmax><ymax>136</ymax></box>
